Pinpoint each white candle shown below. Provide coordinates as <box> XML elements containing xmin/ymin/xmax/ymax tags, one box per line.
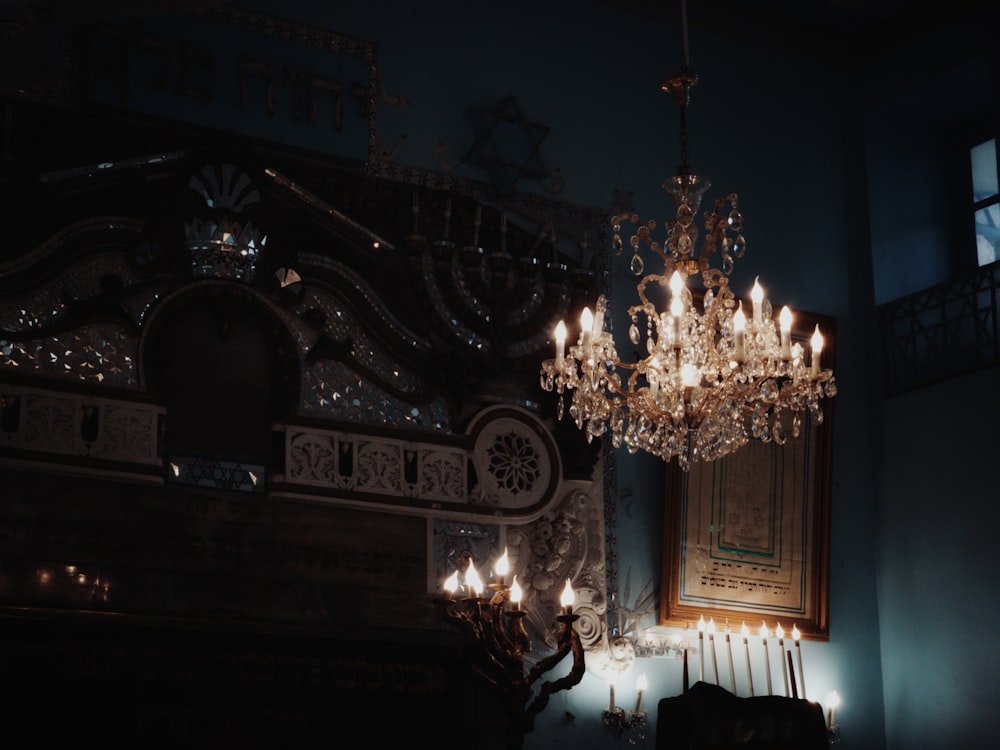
<box><xmin>493</xmin><ymin>548</ymin><xmax>509</xmax><ymax>587</ymax></box>
<box><xmin>697</xmin><ymin>616</ymin><xmax>706</xmax><ymax>682</ymax></box>
<box><xmin>726</xmin><ymin>630</ymin><xmax>736</xmax><ymax>693</ymax></box>
<box><xmin>581</xmin><ymin>307</ymin><xmax>593</xmax><ymax>351</ymax></box>
<box><xmin>465</xmin><ymin>560</ymin><xmax>484</xmax><ymax>597</ymax></box>
<box><xmin>708</xmin><ymin>618</ymin><xmax>719</xmax><ymax>684</ymax></box>
<box><xmin>751</xmin><ymin>277</ymin><xmax>764</xmax><ymax>326</ymax></box>
<box><xmin>780</xmin><ymin>306</ymin><xmax>792</xmax><ymax>359</ymax></box>
<box><xmin>793</xmin><ymin>625</ymin><xmax>806</xmax><ymax>699</ymax></box>
<box><xmin>826</xmin><ymin>691</ymin><xmax>840</xmax><ymax>730</ymax></box>
<box><xmin>634</xmin><ymin>674</ymin><xmax>647</xmax><ymax>715</ymax></box>
<box><xmin>741</xmin><ymin>622</ymin><xmax>754</xmax><ymax>696</ymax></box>
<box><xmin>776</xmin><ymin>624</ymin><xmax>789</xmax><ymax>696</ymax></box>
<box><xmin>554</xmin><ymin>320</ymin><xmax>567</xmax><ymax>368</ymax></box>
<box><xmin>760</xmin><ymin>622</ymin><xmax>773</xmax><ymax>695</ymax></box>
<box><xmin>733</xmin><ymin>302</ymin><xmax>746</xmax><ymax>361</ymax></box>
<box><xmin>811</xmin><ymin>325</ymin><xmax>824</xmax><ymax>377</ymax></box>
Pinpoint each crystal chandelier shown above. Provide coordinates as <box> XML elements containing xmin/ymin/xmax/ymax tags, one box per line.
<box><xmin>540</xmin><ymin>4</ymin><xmax>837</xmax><ymax>470</ymax></box>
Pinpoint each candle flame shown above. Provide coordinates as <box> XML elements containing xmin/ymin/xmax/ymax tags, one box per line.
<box><xmin>827</xmin><ymin>691</ymin><xmax>841</xmax><ymax>709</ymax></box>
<box><xmin>465</xmin><ymin>559</ymin><xmax>483</xmax><ymax>596</ymax></box>
<box><xmin>741</xmin><ymin>622</ymin><xmax>750</xmax><ymax>638</ymax></box>
<box><xmin>560</xmin><ymin>578</ymin><xmax>575</xmax><ymax>608</ymax></box>
<box><xmin>555</xmin><ymin>320</ymin><xmax>567</xmax><ymax>344</ymax></box>
<box><xmin>776</xmin><ymin>623</ymin><xmax>785</xmax><ymax>639</ymax></box>
<box><xmin>510</xmin><ymin>575</ymin><xmax>522</xmax><ymax>604</ymax></box>
<box><xmin>811</xmin><ymin>324</ymin><xmax>824</xmax><ymax>353</ymax></box>
<box><xmin>792</xmin><ymin>624</ymin><xmax>801</xmax><ymax>641</ymax></box>
<box><xmin>443</xmin><ymin>570</ymin><xmax>459</xmax><ymax>594</ymax></box>
<box><xmin>495</xmin><ymin>548</ymin><xmax>509</xmax><ymax>577</ymax></box>
<box><xmin>780</xmin><ymin>305</ymin><xmax>793</xmax><ymax>332</ymax></box>
<box><xmin>707</xmin><ymin>617</ymin><xmax>717</xmax><ymax>634</ymax></box>
<box><xmin>760</xmin><ymin>621</ymin><xmax>770</xmax><ymax>639</ymax></box>
<box><xmin>580</xmin><ymin>306</ymin><xmax>593</xmax><ymax>331</ymax></box>
<box><xmin>636</xmin><ymin>673</ymin><xmax>648</xmax><ymax>691</ymax></box>
<box><xmin>751</xmin><ymin>277</ymin><xmax>764</xmax><ymax>304</ymax></box>
<box><xmin>733</xmin><ymin>301</ymin><xmax>746</xmax><ymax>332</ymax></box>
<box><xmin>698</xmin><ymin>615</ymin><xmax>706</xmax><ymax>632</ymax></box>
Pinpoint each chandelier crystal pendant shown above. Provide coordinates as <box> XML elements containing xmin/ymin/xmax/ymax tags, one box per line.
<box><xmin>539</xmin><ymin>28</ymin><xmax>836</xmax><ymax>470</ymax></box>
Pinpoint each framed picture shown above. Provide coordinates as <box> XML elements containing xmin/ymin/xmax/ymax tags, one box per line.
<box><xmin>659</xmin><ymin>309</ymin><xmax>834</xmax><ymax>640</ymax></box>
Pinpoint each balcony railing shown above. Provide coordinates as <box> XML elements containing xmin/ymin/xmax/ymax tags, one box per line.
<box><xmin>879</xmin><ymin>261</ymin><xmax>1000</xmax><ymax>396</ymax></box>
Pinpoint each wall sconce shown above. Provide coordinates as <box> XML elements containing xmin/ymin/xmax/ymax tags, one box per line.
<box><xmin>435</xmin><ymin>550</ymin><xmax>585</xmax><ymax>744</ymax></box>
<box><xmin>603</xmin><ymin>673</ymin><xmax>649</xmax><ymax>739</ymax></box>
<box><xmin>826</xmin><ymin>690</ymin><xmax>841</xmax><ymax>744</ymax></box>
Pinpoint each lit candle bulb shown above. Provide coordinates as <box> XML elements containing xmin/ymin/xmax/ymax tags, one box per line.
<box><xmin>708</xmin><ymin>618</ymin><xmax>719</xmax><ymax>684</ymax></box>
<box><xmin>811</xmin><ymin>325</ymin><xmax>824</xmax><ymax>377</ymax></box>
<box><xmin>780</xmin><ymin>306</ymin><xmax>792</xmax><ymax>359</ymax></box>
<box><xmin>443</xmin><ymin>570</ymin><xmax>459</xmax><ymax>599</ymax></box>
<box><xmin>560</xmin><ymin>578</ymin><xmax>575</xmax><ymax>616</ymax></box>
<box><xmin>580</xmin><ymin>307</ymin><xmax>593</xmax><ymax>351</ymax></box>
<box><xmin>751</xmin><ymin>277</ymin><xmax>764</xmax><ymax>327</ymax></box>
<box><xmin>670</xmin><ymin>271</ymin><xmax>685</xmax><ymax>346</ymax></box>
<box><xmin>733</xmin><ymin>302</ymin><xmax>746</xmax><ymax>362</ymax></box>
<box><xmin>494</xmin><ymin>548</ymin><xmax>509</xmax><ymax>587</ymax></box>
<box><xmin>741</xmin><ymin>622</ymin><xmax>754</xmax><ymax>696</ymax></box>
<box><xmin>554</xmin><ymin>321</ymin><xmax>567</xmax><ymax>369</ymax></box>
<box><xmin>827</xmin><ymin>690</ymin><xmax>841</xmax><ymax>730</ymax></box>
<box><xmin>465</xmin><ymin>560</ymin><xmax>484</xmax><ymax>598</ymax></box>
<box><xmin>634</xmin><ymin>673</ymin><xmax>648</xmax><ymax>715</ymax></box>
<box><xmin>776</xmin><ymin>624</ymin><xmax>789</xmax><ymax>696</ymax></box>
<box><xmin>509</xmin><ymin>575</ymin><xmax>522</xmax><ymax>611</ymax></box>
<box><xmin>697</xmin><ymin>615</ymin><xmax>706</xmax><ymax>682</ymax></box>
<box><xmin>792</xmin><ymin>625</ymin><xmax>806</xmax><ymax>699</ymax></box>
<box><xmin>725</xmin><ymin>626</ymin><xmax>736</xmax><ymax>693</ymax></box>
<box><xmin>760</xmin><ymin>622</ymin><xmax>773</xmax><ymax>695</ymax></box>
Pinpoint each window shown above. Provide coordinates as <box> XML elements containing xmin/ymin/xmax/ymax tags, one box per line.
<box><xmin>972</xmin><ymin>138</ymin><xmax>1000</xmax><ymax>266</ymax></box>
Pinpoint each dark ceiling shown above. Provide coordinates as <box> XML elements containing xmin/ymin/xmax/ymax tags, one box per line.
<box><xmin>3</xmin><ymin>0</ymin><xmax>996</xmax><ymax>76</ymax></box>
<box><xmin>610</xmin><ymin>0</ymin><xmax>998</xmax><ymax>75</ymax></box>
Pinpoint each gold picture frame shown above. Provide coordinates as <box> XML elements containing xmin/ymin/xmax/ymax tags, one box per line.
<box><xmin>659</xmin><ymin>309</ymin><xmax>834</xmax><ymax>640</ymax></box>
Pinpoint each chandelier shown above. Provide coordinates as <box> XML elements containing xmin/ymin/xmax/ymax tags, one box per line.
<box><xmin>539</xmin><ymin>5</ymin><xmax>837</xmax><ymax>469</ymax></box>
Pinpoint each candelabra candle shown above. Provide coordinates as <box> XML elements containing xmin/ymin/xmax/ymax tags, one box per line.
<box><xmin>708</xmin><ymin>619</ymin><xmax>719</xmax><ymax>684</ymax></box>
<box><xmin>741</xmin><ymin>623</ymin><xmax>754</xmax><ymax>696</ymax></box>
<box><xmin>608</xmin><ymin>680</ymin><xmax>616</xmax><ymax>712</ymax></box>
<box><xmin>494</xmin><ymin>548</ymin><xmax>509</xmax><ymax>587</ymax></box>
<box><xmin>776</xmin><ymin>624</ymin><xmax>789</xmax><ymax>697</ymax></box>
<box><xmin>793</xmin><ymin>625</ymin><xmax>806</xmax><ymax>699</ymax></box>
<box><xmin>697</xmin><ymin>616</ymin><xmax>706</xmax><ymax>682</ymax></box>
<box><xmin>560</xmin><ymin>578</ymin><xmax>575</xmax><ymax>616</ymax></box>
<box><xmin>634</xmin><ymin>674</ymin><xmax>647</xmax><ymax>715</ymax></box>
<box><xmin>760</xmin><ymin>622</ymin><xmax>773</xmax><ymax>696</ymax></box>
<box><xmin>509</xmin><ymin>575</ymin><xmax>522</xmax><ymax>611</ymax></box>
<box><xmin>725</xmin><ymin>631</ymin><xmax>736</xmax><ymax>694</ymax></box>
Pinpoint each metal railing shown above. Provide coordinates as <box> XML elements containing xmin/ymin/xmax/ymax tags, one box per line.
<box><xmin>879</xmin><ymin>261</ymin><xmax>1000</xmax><ymax>396</ymax></box>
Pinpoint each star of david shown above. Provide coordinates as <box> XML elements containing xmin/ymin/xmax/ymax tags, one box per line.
<box><xmin>461</xmin><ymin>96</ymin><xmax>549</xmax><ymax>194</ymax></box>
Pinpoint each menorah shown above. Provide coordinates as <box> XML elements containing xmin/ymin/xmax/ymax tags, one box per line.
<box><xmin>434</xmin><ymin>551</ymin><xmax>586</xmax><ymax>749</ymax></box>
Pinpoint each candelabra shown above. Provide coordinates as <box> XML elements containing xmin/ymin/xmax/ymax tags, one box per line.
<box><xmin>538</xmin><ymin>4</ymin><xmax>836</xmax><ymax>470</ymax></box>
<box><xmin>603</xmin><ymin>672</ymin><xmax>648</xmax><ymax>741</ymax></box>
<box><xmin>435</xmin><ymin>552</ymin><xmax>585</xmax><ymax>748</ymax></box>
